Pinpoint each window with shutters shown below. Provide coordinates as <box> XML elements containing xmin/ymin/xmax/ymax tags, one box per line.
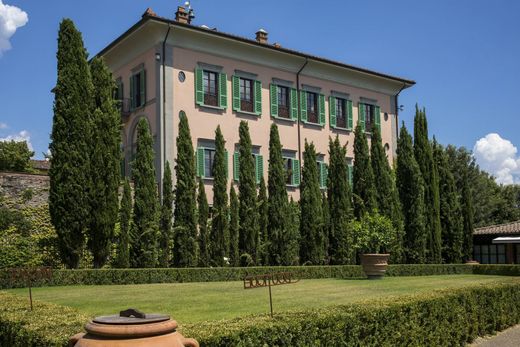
<box><xmin>239</xmin><ymin>78</ymin><xmax>254</xmax><ymax>112</ymax></box>
<box><xmin>204</xmin><ymin>148</ymin><xmax>216</xmax><ymax>178</ymax></box>
<box><xmin>317</xmin><ymin>161</ymin><xmax>328</xmax><ymax>189</ymax></box>
<box><xmin>284</xmin><ymin>157</ymin><xmax>294</xmax><ymax>185</ymax></box>
<box><xmin>203</xmin><ymin>70</ymin><xmax>219</xmax><ymax>107</ymax></box>
<box><xmin>277</xmin><ymin>86</ymin><xmax>290</xmax><ymax>118</ymax></box>
<box><xmin>130</xmin><ymin>69</ymin><xmax>146</xmax><ymax>110</ymax></box>
<box><xmin>335</xmin><ymin>98</ymin><xmax>347</xmax><ymax>129</ymax></box>
<box><xmin>306</xmin><ymin>92</ymin><xmax>319</xmax><ymax>124</ymax></box>
<box><xmin>283</xmin><ymin>154</ymin><xmax>300</xmax><ymax>186</ymax></box>
<box><xmin>233</xmin><ymin>149</ymin><xmax>263</xmax><ymax>184</ymax></box>
<box><xmin>364</xmin><ymin>104</ymin><xmax>375</xmax><ymax>132</ymax></box>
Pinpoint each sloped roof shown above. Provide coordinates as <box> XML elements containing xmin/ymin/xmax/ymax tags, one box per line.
<box><xmin>474</xmin><ymin>220</ymin><xmax>520</xmax><ymax>235</ymax></box>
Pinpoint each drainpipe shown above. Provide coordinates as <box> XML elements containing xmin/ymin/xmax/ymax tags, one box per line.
<box><xmin>296</xmin><ymin>58</ymin><xmax>309</xmax><ymax>178</ymax></box>
<box><xmin>161</xmin><ymin>24</ymin><xmax>172</xmax><ymax>195</ymax></box>
<box><xmin>394</xmin><ymin>82</ymin><xmax>407</xmax><ymax>140</ymax></box>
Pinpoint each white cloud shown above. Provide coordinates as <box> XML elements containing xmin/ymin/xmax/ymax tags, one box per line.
<box><xmin>0</xmin><ymin>122</ymin><xmax>7</xmax><ymax>129</ymax></box>
<box><xmin>473</xmin><ymin>133</ymin><xmax>520</xmax><ymax>185</ymax></box>
<box><xmin>0</xmin><ymin>129</ymin><xmax>32</xmax><ymax>150</ymax></box>
<box><xmin>0</xmin><ymin>0</ymin><xmax>28</xmax><ymax>56</ymax></box>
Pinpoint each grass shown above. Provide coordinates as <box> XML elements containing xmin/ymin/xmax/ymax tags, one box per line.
<box><xmin>6</xmin><ymin>275</ymin><xmax>518</xmax><ymax>324</ymax></box>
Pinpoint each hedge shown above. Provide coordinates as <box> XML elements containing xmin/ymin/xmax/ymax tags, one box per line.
<box><xmin>0</xmin><ymin>264</ymin><xmax>493</xmax><ymax>289</ymax></box>
<box><xmin>2</xmin><ymin>281</ymin><xmax>520</xmax><ymax>346</ymax></box>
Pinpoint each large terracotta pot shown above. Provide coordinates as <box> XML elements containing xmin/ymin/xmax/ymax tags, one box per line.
<box><xmin>69</xmin><ymin>309</ymin><xmax>198</xmax><ymax>347</ymax></box>
<box><xmin>360</xmin><ymin>254</ymin><xmax>390</xmax><ymax>279</ymax></box>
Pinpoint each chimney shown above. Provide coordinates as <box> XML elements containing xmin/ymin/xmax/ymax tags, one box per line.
<box><xmin>175</xmin><ymin>6</ymin><xmax>189</xmax><ymax>24</ymax></box>
<box><xmin>255</xmin><ymin>29</ymin><xmax>268</xmax><ymax>44</ymax></box>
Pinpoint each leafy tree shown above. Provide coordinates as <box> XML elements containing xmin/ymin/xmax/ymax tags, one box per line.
<box><xmin>414</xmin><ymin>106</ymin><xmax>441</xmax><ymax>263</ymax></box>
<box><xmin>461</xmin><ymin>169</ymin><xmax>475</xmax><ymax>261</ymax></box>
<box><xmin>238</xmin><ymin>121</ymin><xmax>259</xmax><ymax>265</ymax></box>
<box><xmin>433</xmin><ymin>139</ymin><xmax>463</xmax><ymax>263</ymax></box>
<box><xmin>197</xmin><ymin>178</ymin><xmax>210</xmax><ymax>267</ymax></box>
<box><xmin>49</xmin><ymin>19</ymin><xmax>93</xmax><ymax>268</ymax></box>
<box><xmin>353</xmin><ymin>123</ymin><xmax>376</xmax><ymax>218</ymax></box>
<box><xmin>327</xmin><ymin>136</ymin><xmax>354</xmax><ymax>264</ymax></box>
<box><xmin>114</xmin><ymin>178</ymin><xmax>131</xmax><ymax>268</ymax></box>
<box><xmin>210</xmin><ymin>126</ymin><xmax>229</xmax><ymax>266</ymax></box>
<box><xmin>0</xmin><ymin>140</ymin><xmax>34</xmax><ymax>172</ymax></box>
<box><xmin>267</xmin><ymin>123</ymin><xmax>289</xmax><ymax>265</ymax></box>
<box><xmin>229</xmin><ymin>185</ymin><xmax>240</xmax><ymax>267</ymax></box>
<box><xmin>299</xmin><ymin>141</ymin><xmax>325</xmax><ymax>265</ymax></box>
<box><xmin>257</xmin><ymin>177</ymin><xmax>268</xmax><ymax>265</ymax></box>
<box><xmin>370</xmin><ymin>126</ymin><xmax>404</xmax><ymax>262</ymax></box>
<box><xmin>396</xmin><ymin>124</ymin><xmax>426</xmax><ymax>263</ymax></box>
<box><xmin>158</xmin><ymin>162</ymin><xmax>173</xmax><ymax>267</ymax></box>
<box><xmin>172</xmin><ymin>114</ymin><xmax>198</xmax><ymax>267</ymax></box>
<box><xmin>88</xmin><ymin>57</ymin><xmax>121</xmax><ymax>268</ymax></box>
<box><xmin>130</xmin><ymin>118</ymin><xmax>159</xmax><ymax>268</ymax></box>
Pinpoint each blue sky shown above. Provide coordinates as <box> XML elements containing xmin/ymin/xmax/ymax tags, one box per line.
<box><xmin>1</xmin><ymin>1</ymin><xmax>519</xmax><ymax>183</ymax></box>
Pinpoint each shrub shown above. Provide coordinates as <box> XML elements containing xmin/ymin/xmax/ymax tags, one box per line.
<box><xmin>351</xmin><ymin>212</ymin><xmax>396</xmax><ymax>254</ymax></box>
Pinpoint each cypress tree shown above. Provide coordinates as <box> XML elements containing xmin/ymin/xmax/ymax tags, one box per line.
<box><xmin>322</xmin><ymin>192</ymin><xmax>330</xmax><ymax>263</ymax></box>
<box><xmin>267</xmin><ymin>123</ymin><xmax>289</xmax><ymax>265</ymax></box>
<box><xmin>327</xmin><ymin>136</ymin><xmax>354</xmax><ymax>264</ymax></box>
<box><xmin>210</xmin><ymin>126</ymin><xmax>229</xmax><ymax>266</ymax></box>
<box><xmin>433</xmin><ymin>139</ymin><xmax>463</xmax><ymax>263</ymax></box>
<box><xmin>396</xmin><ymin>123</ymin><xmax>427</xmax><ymax>263</ymax></box>
<box><xmin>49</xmin><ymin>19</ymin><xmax>93</xmax><ymax>268</ymax></box>
<box><xmin>283</xmin><ymin>197</ymin><xmax>300</xmax><ymax>265</ymax></box>
<box><xmin>257</xmin><ymin>177</ymin><xmax>269</xmax><ymax>265</ymax></box>
<box><xmin>353</xmin><ymin>123</ymin><xmax>376</xmax><ymax>218</ymax></box>
<box><xmin>172</xmin><ymin>114</ymin><xmax>198</xmax><ymax>267</ymax></box>
<box><xmin>461</xmin><ymin>169</ymin><xmax>475</xmax><ymax>261</ymax></box>
<box><xmin>229</xmin><ymin>185</ymin><xmax>240</xmax><ymax>267</ymax></box>
<box><xmin>88</xmin><ymin>57</ymin><xmax>121</xmax><ymax>268</ymax></box>
<box><xmin>114</xmin><ymin>178</ymin><xmax>131</xmax><ymax>268</ymax></box>
<box><xmin>299</xmin><ymin>141</ymin><xmax>325</xmax><ymax>265</ymax></box>
<box><xmin>238</xmin><ymin>121</ymin><xmax>259</xmax><ymax>265</ymax></box>
<box><xmin>197</xmin><ymin>178</ymin><xmax>210</xmax><ymax>267</ymax></box>
<box><xmin>370</xmin><ymin>126</ymin><xmax>404</xmax><ymax>262</ymax></box>
<box><xmin>414</xmin><ymin>106</ymin><xmax>442</xmax><ymax>263</ymax></box>
<box><xmin>158</xmin><ymin>162</ymin><xmax>173</xmax><ymax>267</ymax></box>
<box><xmin>131</xmin><ymin>118</ymin><xmax>159</xmax><ymax>268</ymax></box>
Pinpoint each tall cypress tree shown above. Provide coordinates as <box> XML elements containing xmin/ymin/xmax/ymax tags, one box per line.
<box><xmin>49</xmin><ymin>19</ymin><xmax>93</xmax><ymax>268</ymax></box>
<box><xmin>267</xmin><ymin>123</ymin><xmax>289</xmax><ymax>265</ymax></box>
<box><xmin>158</xmin><ymin>162</ymin><xmax>173</xmax><ymax>267</ymax></box>
<box><xmin>257</xmin><ymin>177</ymin><xmax>268</xmax><ymax>265</ymax></box>
<box><xmin>114</xmin><ymin>178</ymin><xmax>131</xmax><ymax>268</ymax></box>
<box><xmin>433</xmin><ymin>139</ymin><xmax>463</xmax><ymax>263</ymax></box>
<box><xmin>461</xmin><ymin>169</ymin><xmax>475</xmax><ymax>261</ymax></box>
<box><xmin>229</xmin><ymin>185</ymin><xmax>240</xmax><ymax>267</ymax></box>
<box><xmin>321</xmin><ymin>192</ymin><xmax>330</xmax><ymax>263</ymax></box>
<box><xmin>173</xmin><ymin>114</ymin><xmax>198</xmax><ymax>267</ymax></box>
<box><xmin>353</xmin><ymin>123</ymin><xmax>376</xmax><ymax>218</ymax></box>
<box><xmin>238</xmin><ymin>121</ymin><xmax>259</xmax><ymax>265</ymax></box>
<box><xmin>197</xmin><ymin>178</ymin><xmax>210</xmax><ymax>267</ymax></box>
<box><xmin>283</xmin><ymin>197</ymin><xmax>300</xmax><ymax>265</ymax></box>
<box><xmin>131</xmin><ymin>118</ymin><xmax>159</xmax><ymax>268</ymax></box>
<box><xmin>414</xmin><ymin>106</ymin><xmax>442</xmax><ymax>263</ymax></box>
<box><xmin>88</xmin><ymin>57</ymin><xmax>121</xmax><ymax>268</ymax></box>
<box><xmin>396</xmin><ymin>124</ymin><xmax>426</xmax><ymax>264</ymax></box>
<box><xmin>327</xmin><ymin>136</ymin><xmax>354</xmax><ymax>264</ymax></box>
<box><xmin>370</xmin><ymin>126</ymin><xmax>404</xmax><ymax>262</ymax></box>
<box><xmin>210</xmin><ymin>126</ymin><xmax>229</xmax><ymax>266</ymax></box>
<box><xmin>300</xmin><ymin>141</ymin><xmax>325</xmax><ymax>265</ymax></box>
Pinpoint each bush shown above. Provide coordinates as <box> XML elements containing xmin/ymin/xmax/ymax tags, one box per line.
<box><xmin>0</xmin><ymin>140</ymin><xmax>34</xmax><ymax>173</ymax></box>
<box><xmin>351</xmin><ymin>212</ymin><xmax>396</xmax><ymax>254</ymax></box>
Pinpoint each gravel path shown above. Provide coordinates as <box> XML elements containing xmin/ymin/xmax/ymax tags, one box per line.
<box><xmin>469</xmin><ymin>325</ymin><xmax>520</xmax><ymax>347</ymax></box>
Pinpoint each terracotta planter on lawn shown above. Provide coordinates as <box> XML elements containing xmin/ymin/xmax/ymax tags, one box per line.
<box><xmin>360</xmin><ymin>254</ymin><xmax>390</xmax><ymax>279</ymax></box>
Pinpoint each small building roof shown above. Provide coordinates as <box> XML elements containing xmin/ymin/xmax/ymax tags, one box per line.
<box><xmin>30</xmin><ymin>159</ymin><xmax>50</xmax><ymax>171</ymax></box>
<box><xmin>474</xmin><ymin>220</ymin><xmax>520</xmax><ymax>235</ymax></box>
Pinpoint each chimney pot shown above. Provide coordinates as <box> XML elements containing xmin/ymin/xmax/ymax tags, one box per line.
<box><xmin>255</xmin><ymin>29</ymin><xmax>268</xmax><ymax>44</ymax></box>
<box><xmin>176</xmin><ymin>6</ymin><xmax>190</xmax><ymax>24</ymax></box>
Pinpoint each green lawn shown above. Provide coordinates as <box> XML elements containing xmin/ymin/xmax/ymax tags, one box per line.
<box><xmin>6</xmin><ymin>275</ymin><xmax>518</xmax><ymax>323</ymax></box>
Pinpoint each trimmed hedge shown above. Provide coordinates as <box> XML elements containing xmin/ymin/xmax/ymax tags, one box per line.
<box><xmin>0</xmin><ymin>264</ymin><xmax>493</xmax><ymax>289</ymax></box>
<box><xmin>2</xmin><ymin>281</ymin><xmax>520</xmax><ymax>346</ymax></box>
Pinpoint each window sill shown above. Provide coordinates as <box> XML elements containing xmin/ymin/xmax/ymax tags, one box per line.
<box><xmin>200</xmin><ymin>176</ymin><xmax>215</xmax><ymax>181</ymax></box>
<box><xmin>235</xmin><ymin>110</ymin><xmax>260</xmax><ymax>117</ymax></box>
<box><xmin>198</xmin><ymin>103</ymin><xmax>226</xmax><ymax>111</ymax></box>
<box><xmin>332</xmin><ymin>126</ymin><xmax>353</xmax><ymax>131</ymax></box>
<box><xmin>302</xmin><ymin>121</ymin><xmax>324</xmax><ymax>128</ymax></box>
<box><xmin>272</xmin><ymin>115</ymin><xmax>296</xmax><ymax>123</ymax></box>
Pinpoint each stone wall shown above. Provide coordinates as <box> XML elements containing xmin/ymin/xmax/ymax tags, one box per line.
<box><xmin>0</xmin><ymin>172</ymin><xmax>50</xmax><ymax>207</ymax></box>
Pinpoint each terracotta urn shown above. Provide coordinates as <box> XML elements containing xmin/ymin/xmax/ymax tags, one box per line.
<box><xmin>360</xmin><ymin>254</ymin><xmax>390</xmax><ymax>279</ymax></box>
<box><xmin>69</xmin><ymin>309</ymin><xmax>198</xmax><ymax>347</ymax></box>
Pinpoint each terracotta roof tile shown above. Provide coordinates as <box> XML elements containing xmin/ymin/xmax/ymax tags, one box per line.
<box><xmin>473</xmin><ymin>220</ymin><xmax>520</xmax><ymax>235</ymax></box>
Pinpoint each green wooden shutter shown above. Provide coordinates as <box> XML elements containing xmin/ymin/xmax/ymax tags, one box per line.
<box><xmin>292</xmin><ymin>159</ymin><xmax>300</xmax><ymax>186</ymax></box>
<box><xmin>195</xmin><ymin>68</ymin><xmax>204</xmax><ymax>106</ymax></box>
<box><xmin>270</xmin><ymin>84</ymin><xmax>278</xmax><ymax>117</ymax></box>
<box><xmin>232</xmin><ymin>76</ymin><xmax>240</xmax><ymax>111</ymax></box>
<box><xmin>320</xmin><ymin>162</ymin><xmax>328</xmax><ymax>188</ymax></box>
<box><xmin>300</xmin><ymin>91</ymin><xmax>307</xmax><ymax>122</ymax></box>
<box><xmin>329</xmin><ymin>96</ymin><xmax>337</xmax><ymax>128</ymax></box>
<box><xmin>358</xmin><ymin>103</ymin><xmax>365</xmax><ymax>131</ymax></box>
<box><xmin>347</xmin><ymin>164</ymin><xmax>353</xmax><ymax>187</ymax></box>
<box><xmin>197</xmin><ymin>147</ymin><xmax>205</xmax><ymax>177</ymax></box>
<box><xmin>233</xmin><ymin>152</ymin><xmax>240</xmax><ymax>181</ymax></box>
<box><xmin>319</xmin><ymin>94</ymin><xmax>326</xmax><ymax>126</ymax></box>
<box><xmin>290</xmin><ymin>88</ymin><xmax>298</xmax><ymax>120</ymax></box>
<box><xmin>254</xmin><ymin>80</ymin><xmax>262</xmax><ymax>115</ymax></box>
<box><xmin>374</xmin><ymin>105</ymin><xmax>381</xmax><ymax>132</ymax></box>
<box><xmin>224</xmin><ymin>150</ymin><xmax>229</xmax><ymax>178</ymax></box>
<box><xmin>255</xmin><ymin>154</ymin><xmax>263</xmax><ymax>184</ymax></box>
<box><xmin>219</xmin><ymin>72</ymin><xmax>227</xmax><ymax>108</ymax></box>
<box><xmin>129</xmin><ymin>75</ymin><xmax>135</xmax><ymax>110</ymax></box>
<box><xmin>347</xmin><ymin>100</ymin><xmax>353</xmax><ymax>129</ymax></box>
<box><xmin>140</xmin><ymin>70</ymin><xmax>146</xmax><ymax>107</ymax></box>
